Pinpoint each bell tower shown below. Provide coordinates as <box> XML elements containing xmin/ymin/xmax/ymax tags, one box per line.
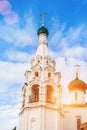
<box><xmin>19</xmin><ymin>16</ymin><xmax>63</xmax><ymax>130</ymax></box>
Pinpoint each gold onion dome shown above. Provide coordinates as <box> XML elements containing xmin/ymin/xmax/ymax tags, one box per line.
<box><xmin>68</xmin><ymin>65</ymin><xmax>87</xmax><ymax>93</ymax></box>
<box><xmin>68</xmin><ymin>77</ymin><xmax>87</xmax><ymax>93</ymax></box>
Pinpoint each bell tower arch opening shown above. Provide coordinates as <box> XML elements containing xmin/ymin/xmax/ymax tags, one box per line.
<box><xmin>29</xmin><ymin>84</ymin><xmax>39</xmax><ymax>103</ymax></box>
<box><xmin>46</xmin><ymin>85</ymin><xmax>54</xmax><ymax>103</ymax></box>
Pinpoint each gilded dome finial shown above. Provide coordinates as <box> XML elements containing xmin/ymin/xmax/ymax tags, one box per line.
<box><xmin>74</xmin><ymin>64</ymin><xmax>80</xmax><ymax>79</ymax></box>
<box><xmin>40</xmin><ymin>13</ymin><xmax>45</xmax><ymax>27</ymax></box>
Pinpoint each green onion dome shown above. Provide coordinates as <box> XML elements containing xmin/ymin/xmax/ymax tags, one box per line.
<box><xmin>68</xmin><ymin>77</ymin><xmax>87</xmax><ymax>93</ymax></box>
<box><xmin>37</xmin><ymin>26</ymin><xmax>49</xmax><ymax>36</ymax></box>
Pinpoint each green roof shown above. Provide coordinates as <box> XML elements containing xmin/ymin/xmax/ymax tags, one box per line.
<box><xmin>37</xmin><ymin>26</ymin><xmax>49</xmax><ymax>36</ymax></box>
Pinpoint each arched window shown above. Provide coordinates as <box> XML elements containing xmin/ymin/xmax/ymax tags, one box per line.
<box><xmin>46</xmin><ymin>85</ymin><xmax>53</xmax><ymax>103</ymax></box>
<box><xmin>48</xmin><ymin>72</ymin><xmax>51</xmax><ymax>78</ymax></box>
<box><xmin>29</xmin><ymin>85</ymin><xmax>39</xmax><ymax>103</ymax></box>
<box><xmin>46</xmin><ymin>60</ymin><xmax>48</xmax><ymax>64</ymax></box>
<box><xmin>35</xmin><ymin>71</ymin><xmax>39</xmax><ymax>77</ymax></box>
<box><xmin>38</xmin><ymin>60</ymin><xmax>40</xmax><ymax>63</ymax></box>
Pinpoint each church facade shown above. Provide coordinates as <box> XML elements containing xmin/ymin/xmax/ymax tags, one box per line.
<box><xmin>18</xmin><ymin>21</ymin><xmax>87</xmax><ymax>130</ymax></box>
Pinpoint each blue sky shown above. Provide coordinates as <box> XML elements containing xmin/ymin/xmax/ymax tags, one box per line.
<box><xmin>0</xmin><ymin>0</ymin><xmax>87</xmax><ymax>129</ymax></box>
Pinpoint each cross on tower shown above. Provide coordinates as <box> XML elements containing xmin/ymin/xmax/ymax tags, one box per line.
<box><xmin>74</xmin><ymin>64</ymin><xmax>80</xmax><ymax>79</ymax></box>
<box><xmin>41</xmin><ymin>13</ymin><xmax>45</xmax><ymax>26</ymax></box>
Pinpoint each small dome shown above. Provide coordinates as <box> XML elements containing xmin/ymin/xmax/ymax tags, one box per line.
<box><xmin>68</xmin><ymin>78</ymin><xmax>87</xmax><ymax>93</ymax></box>
<box><xmin>37</xmin><ymin>26</ymin><xmax>49</xmax><ymax>36</ymax></box>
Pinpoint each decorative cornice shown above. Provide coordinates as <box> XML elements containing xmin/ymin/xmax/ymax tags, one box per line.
<box><xmin>38</xmin><ymin>42</ymin><xmax>48</xmax><ymax>46</ymax></box>
<box><xmin>19</xmin><ymin>104</ymin><xmax>64</xmax><ymax>117</ymax></box>
<box><xmin>63</xmin><ymin>103</ymin><xmax>87</xmax><ymax>108</ymax></box>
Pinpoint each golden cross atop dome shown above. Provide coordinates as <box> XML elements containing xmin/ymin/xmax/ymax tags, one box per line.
<box><xmin>40</xmin><ymin>13</ymin><xmax>45</xmax><ymax>26</ymax></box>
<box><xmin>74</xmin><ymin>64</ymin><xmax>80</xmax><ymax>79</ymax></box>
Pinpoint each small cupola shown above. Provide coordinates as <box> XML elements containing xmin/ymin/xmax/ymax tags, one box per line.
<box><xmin>68</xmin><ymin>78</ymin><xmax>87</xmax><ymax>93</ymax></box>
<box><xmin>68</xmin><ymin>65</ymin><xmax>87</xmax><ymax>93</ymax></box>
<box><xmin>68</xmin><ymin>65</ymin><xmax>87</xmax><ymax>104</ymax></box>
<box><xmin>37</xmin><ymin>26</ymin><xmax>49</xmax><ymax>36</ymax></box>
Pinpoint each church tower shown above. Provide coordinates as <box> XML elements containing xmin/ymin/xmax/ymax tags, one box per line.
<box><xmin>19</xmin><ymin>16</ymin><xmax>63</xmax><ymax>130</ymax></box>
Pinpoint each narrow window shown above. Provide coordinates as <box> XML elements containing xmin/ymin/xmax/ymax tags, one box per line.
<box><xmin>46</xmin><ymin>60</ymin><xmax>48</xmax><ymax>64</ymax></box>
<box><xmin>48</xmin><ymin>72</ymin><xmax>51</xmax><ymax>78</ymax></box>
<box><xmin>75</xmin><ymin>92</ymin><xmax>77</xmax><ymax>100</ymax></box>
<box><xmin>76</xmin><ymin>116</ymin><xmax>81</xmax><ymax>130</ymax></box>
<box><xmin>35</xmin><ymin>71</ymin><xmax>39</xmax><ymax>77</ymax></box>
<box><xmin>46</xmin><ymin>86</ymin><xmax>53</xmax><ymax>103</ymax></box>
<box><xmin>30</xmin><ymin>85</ymin><xmax>39</xmax><ymax>103</ymax></box>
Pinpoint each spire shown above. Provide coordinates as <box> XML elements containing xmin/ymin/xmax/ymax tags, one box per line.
<box><xmin>36</xmin><ymin>14</ymin><xmax>49</xmax><ymax>58</ymax></box>
<box><xmin>37</xmin><ymin>13</ymin><xmax>49</xmax><ymax>36</ymax></box>
<box><xmin>41</xmin><ymin>13</ymin><xmax>45</xmax><ymax>27</ymax></box>
<box><xmin>74</xmin><ymin>64</ymin><xmax>80</xmax><ymax>79</ymax></box>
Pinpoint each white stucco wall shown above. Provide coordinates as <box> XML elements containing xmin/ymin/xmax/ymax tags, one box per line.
<box><xmin>70</xmin><ymin>90</ymin><xmax>85</xmax><ymax>104</ymax></box>
<box><xmin>63</xmin><ymin>106</ymin><xmax>87</xmax><ymax>130</ymax></box>
<box><xmin>19</xmin><ymin>107</ymin><xmax>41</xmax><ymax>130</ymax></box>
<box><xmin>44</xmin><ymin>107</ymin><xmax>63</xmax><ymax>130</ymax></box>
<box><xmin>19</xmin><ymin>106</ymin><xmax>63</xmax><ymax>130</ymax></box>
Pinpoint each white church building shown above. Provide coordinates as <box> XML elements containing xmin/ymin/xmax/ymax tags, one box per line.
<box><xmin>18</xmin><ymin>19</ymin><xmax>87</xmax><ymax>130</ymax></box>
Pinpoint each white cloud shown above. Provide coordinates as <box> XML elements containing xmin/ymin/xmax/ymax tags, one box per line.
<box><xmin>0</xmin><ymin>61</ymin><xmax>29</xmax><ymax>130</ymax></box>
<box><xmin>0</xmin><ymin>61</ymin><xmax>30</xmax><ymax>93</ymax></box>
<box><xmin>62</xmin><ymin>46</ymin><xmax>87</xmax><ymax>61</ymax></box>
<box><xmin>4</xmin><ymin>49</ymin><xmax>34</xmax><ymax>62</ymax></box>
<box><xmin>4</xmin><ymin>11</ymin><xmax>18</xmax><ymax>24</ymax></box>
<box><xmin>66</xmin><ymin>25</ymin><xmax>83</xmax><ymax>42</ymax></box>
<box><xmin>0</xmin><ymin>104</ymin><xmax>20</xmax><ymax>130</ymax></box>
<box><xmin>0</xmin><ymin>16</ymin><xmax>37</xmax><ymax>46</ymax></box>
<box><xmin>50</xmin><ymin>23</ymin><xmax>87</xmax><ymax>49</ymax></box>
